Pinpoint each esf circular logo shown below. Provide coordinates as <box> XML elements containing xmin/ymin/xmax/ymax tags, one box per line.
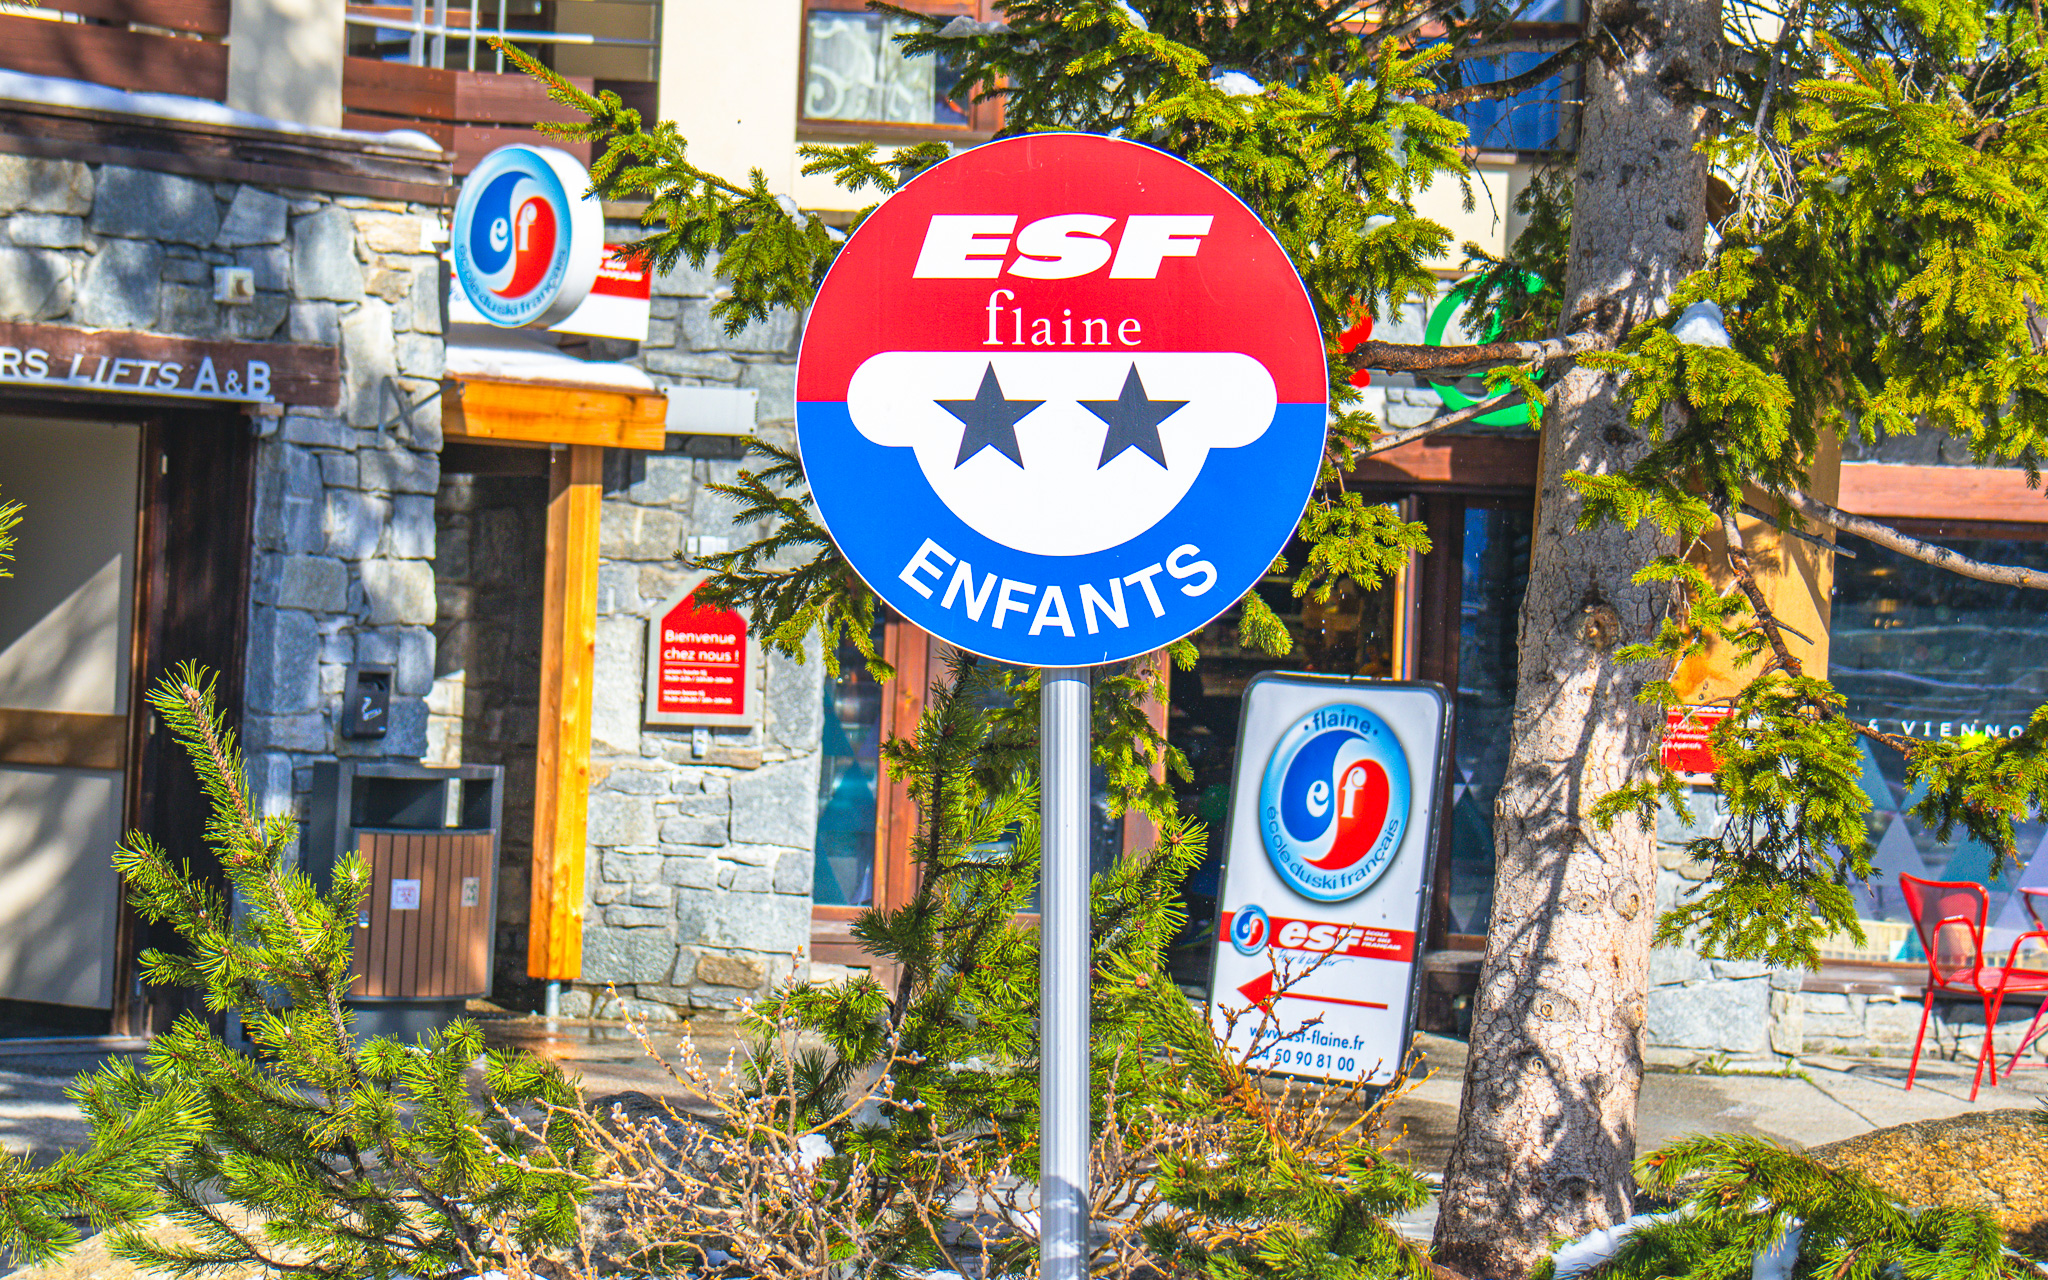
<box><xmin>451</xmin><ymin>145</ymin><xmax>603</xmax><ymax>328</ymax></box>
<box><xmin>1259</xmin><ymin>703</ymin><xmax>1411</xmax><ymax>902</ymax></box>
<box><xmin>1229</xmin><ymin>904</ymin><xmax>1271</xmax><ymax>955</ymax></box>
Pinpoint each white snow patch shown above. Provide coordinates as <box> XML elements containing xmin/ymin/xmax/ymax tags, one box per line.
<box><xmin>795</xmin><ymin>1132</ymin><xmax>835</xmax><ymax>1170</ymax></box>
<box><xmin>1113</xmin><ymin>1</ymin><xmax>1149</xmax><ymax>30</ymax></box>
<box><xmin>1751</xmin><ymin>1222</ymin><xmax>1802</xmax><ymax>1280</ymax></box>
<box><xmin>1209</xmin><ymin>71</ymin><xmax>1263</xmax><ymax>96</ymax></box>
<box><xmin>445</xmin><ymin>324</ymin><xmax>657</xmax><ymax>391</ymax></box>
<box><xmin>937</xmin><ymin>15</ymin><xmax>1010</xmax><ymax>35</ymax></box>
<box><xmin>1551</xmin><ymin>1212</ymin><xmax>1681</xmax><ymax>1278</ymax></box>
<box><xmin>1671</xmin><ymin>299</ymin><xmax>1732</xmax><ymax>348</ymax></box>
<box><xmin>0</xmin><ymin>69</ymin><xmax>441</xmax><ymax>152</ymax></box>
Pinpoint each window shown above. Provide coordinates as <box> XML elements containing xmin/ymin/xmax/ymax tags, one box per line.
<box><xmin>800</xmin><ymin>1</ymin><xmax>1001</xmax><ymax>137</ymax></box>
<box><xmin>1443</xmin><ymin>503</ymin><xmax>1531</xmax><ymax>937</ymax></box>
<box><xmin>1830</xmin><ymin>528</ymin><xmax>2048</xmax><ymax>956</ymax></box>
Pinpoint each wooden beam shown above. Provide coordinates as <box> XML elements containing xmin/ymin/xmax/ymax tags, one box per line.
<box><xmin>1348</xmin><ymin>431</ymin><xmax>1540</xmax><ymax>491</ymax></box>
<box><xmin>444</xmin><ymin>378</ymin><xmax>667</xmax><ymax>451</ymax></box>
<box><xmin>0</xmin><ymin>709</ymin><xmax>126</xmax><ymax>771</ymax></box>
<box><xmin>1838</xmin><ymin>462</ymin><xmax>2048</xmax><ymax>525</ymax></box>
<box><xmin>529</xmin><ymin>445</ymin><xmax>601</xmax><ymax>982</ymax></box>
<box><xmin>0</xmin><ymin>13</ymin><xmax>228</xmax><ymax>101</ymax></box>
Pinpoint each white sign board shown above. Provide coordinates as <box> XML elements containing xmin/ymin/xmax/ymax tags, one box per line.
<box><xmin>1208</xmin><ymin>673</ymin><xmax>1448</xmax><ymax>1085</ymax></box>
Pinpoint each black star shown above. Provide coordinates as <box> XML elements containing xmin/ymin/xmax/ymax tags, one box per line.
<box><xmin>1081</xmin><ymin>366</ymin><xmax>1187</xmax><ymax>469</ymax></box>
<box><xmin>939</xmin><ymin>365</ymin><xmax>1044</xmax><ymax>468</ymax></box>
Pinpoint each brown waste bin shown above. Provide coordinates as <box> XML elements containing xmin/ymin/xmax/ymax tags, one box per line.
<box><xmin>304</xmin><ymin>761</ymin><xmax>503</xmax><ymax>1041</ymax></box>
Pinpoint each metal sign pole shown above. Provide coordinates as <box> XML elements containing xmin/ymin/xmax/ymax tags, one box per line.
<box><xmin>1039</xmin><ymin>666</ymin><xmax>1091</xmax><ymax>1280</ymax></box>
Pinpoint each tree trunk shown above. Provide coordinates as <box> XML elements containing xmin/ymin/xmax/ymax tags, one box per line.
<box><xmin>1430</xmin><ymin>0</ymin><xmax>1720</xmax><ymax>1273</ymax></box>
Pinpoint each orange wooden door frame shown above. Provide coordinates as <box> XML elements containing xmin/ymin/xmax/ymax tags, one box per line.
<box><xmin>528</xmin><ymin>443</ymin><xmax>601</xmax><ymax>980</ymax></box>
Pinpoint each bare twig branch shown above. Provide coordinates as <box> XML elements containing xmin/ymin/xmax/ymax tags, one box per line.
<box><xmin>1774</xmin><ymin>488</ymin><xmax>2048</xmax><ymax>590</ymax></box>
<box><xmin>1716</xmin><ymin>500</ymin><xmax>1805</xmax><ymax>678</ymax></box>
<box><xmin>1420</xmin><ymin>43</ymin><xmax>1588</xmax><ymax>109</ymax></box>
<box><xmin>1444</xmin><ymin>37</ymin><xmax>1582</xmax><ymax>59</ymax></box>
<box><xmin>1348</xmin><ymin>329</ymin><xmax>1611</xmax><ymax>374</ymax></box>
<box><xmin>1360</xmin><ymin>390</ymin><xmax>1529</xmax><ymax>456</ymax></box>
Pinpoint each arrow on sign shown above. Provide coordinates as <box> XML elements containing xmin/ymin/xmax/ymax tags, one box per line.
<box><xmin>1236</xmin><ymin>970</ymin><xmax>1390</xmax><ymax>1012</ymax></box>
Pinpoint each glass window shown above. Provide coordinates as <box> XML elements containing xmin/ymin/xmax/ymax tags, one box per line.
<box><xmin>1445</xmin><ymin>505</ymin><xmax>1531</xmax><ymax>936</ymax></box>
<box><xmin>814</xmin><ymin>636</ymin><xmax>883</xmax><ymax>906</ymax></box>
<box><xmin>803</xmin><ymin>9</ymin><xmax>969</xmax><ymax>128</ymax></box>
<box><xmin>1830</xmin><ymin>531</ymin><xmax>2048</xmax><ymax>952</ymax></box>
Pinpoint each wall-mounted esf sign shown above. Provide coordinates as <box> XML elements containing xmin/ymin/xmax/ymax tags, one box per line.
<box><xmin>795</xmin><ymin>133</ymin><xmax>1328</xmax><ymax>667</ymax></box>
<box><xmin>450</xmin><ymin>144</ymin><xmax>607</xmax><ymax>330</ymax></box>
<box><xmin>1210</xmin><ymin>673</ymin><xmax>1448</xmax><ymax>1086</ymax></box>
<box><xmin>644</xmin><ymin>576</ymin><xmax>759</xmax><ymax>729</ymax></box>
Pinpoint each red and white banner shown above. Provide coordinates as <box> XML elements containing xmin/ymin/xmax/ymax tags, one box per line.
<box><xmin>450</xmin><ymin>244</ymin><xmax>652</xmax><ymax>341</ymax></box>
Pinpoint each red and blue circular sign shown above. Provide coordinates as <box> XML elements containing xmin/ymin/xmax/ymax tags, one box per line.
<box><xmin>795</xmin><ymin>133</ymin><xmax>1328</xmax><ymax>667</ymax></box>
<box><xmin>451</xmin><ymin>145</ymin><xmax>604</xmax><ymax>328</ymax></box>
<box><xmin>1259</xmin><ymin>702</ymin><xmax>1411</xmax><ymax>902</ymax></box>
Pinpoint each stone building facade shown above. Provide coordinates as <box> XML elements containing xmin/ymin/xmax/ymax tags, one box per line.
<box><xmin>557</xmin><ymin>233</ymin><xmax>820</xmax><ymax>1019</ymax></box>
<box><xmin>0</xmin><ymin>151</ymin><xmax>448</xmax><ymax>814</ymax></box>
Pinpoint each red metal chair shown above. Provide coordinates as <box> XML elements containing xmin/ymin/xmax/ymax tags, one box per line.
<box><xmin>2006</xmin><ymin>886</ymin><xmax>2048</xmax><ymax>1075</ymax></box>
<box><xmin>1899</xmin><ymin>875</ymin><xmax>2048</xmax><ymax>1101</ymax></box>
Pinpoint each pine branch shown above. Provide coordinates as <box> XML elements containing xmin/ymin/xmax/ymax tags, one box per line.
<box><xmin>1773</xmin><ymin>487</ymin><xmax>2048</xmax><ymax>589</ymax></box>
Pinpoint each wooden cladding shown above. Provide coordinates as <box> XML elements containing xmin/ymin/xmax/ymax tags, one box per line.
<box><xmin>0</xmin><ymin>709</ymin><xmax>126</xmax><ymax>771</ymax></box>
<box><xmin>45</xmin><ymin>0</ymin><xmax>230</xmax><ymax>33</ymax></box>
<box><xmin>341</xmin><ymin>58</ymin><xmax>594</xmax><ymax>174</ymax></box>
<box><xmin>350</xmin><ymin>831</ymin><xmax>495</xmax><ymax>1000</ymax></box>
<box><xmin>1839</xmin><ymin>462</ymin><xmax>2048</xmax><ymax>526</ymax></box>
<box><xmin>0</xmin><ymin>12</ymin><xmax>228</xmax><ymax>102</ymax></box>
<box><xmin>443</xmin><ymin>378</ymin><xmax>668</xmax><ymax>451</ymax></box>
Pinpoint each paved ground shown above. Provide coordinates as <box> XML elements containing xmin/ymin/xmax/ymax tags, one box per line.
<box><xmin>2</xmin><ymin>1016</ymin><xmax>2043</xmax><ymax>1271</ymax></box>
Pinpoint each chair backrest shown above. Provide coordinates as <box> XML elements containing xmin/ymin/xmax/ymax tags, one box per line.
<box><xmin>1900</xmin><ymin>875</ymin><xmax>1988</xmax><ymax>984</ymax></box>
<box><xmin>2023</xmin><ymin>886</ymin><xmax>2048</xmax><ymax>933</ymax></box>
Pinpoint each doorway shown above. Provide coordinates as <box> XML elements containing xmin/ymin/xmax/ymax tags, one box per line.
<box><xmin>0</xmin><ymin>406</ymin><xmax>253</xmax><ymax>1038</ymax></box>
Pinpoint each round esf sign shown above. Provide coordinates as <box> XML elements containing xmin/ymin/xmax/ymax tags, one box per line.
<box><xmin>451</xmin><ymin>145</ymin><xmax>604</xmax><ymax>328</ymax></box>
<box><xmin>1260</xmin><ymin>703</ymin><xmax>1412</xmax><ymax>902</ymax></box>
<box><xmin>796</xmin><ymin>134</ymin><xmax>1328</xmax><ymax>667</ymax></box>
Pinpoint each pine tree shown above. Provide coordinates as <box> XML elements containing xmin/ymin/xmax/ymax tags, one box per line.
<box><xmin>0</xmin><ymin>665</ymin><xmax>591</xmax><ymax>1278</ymax></box>
<box><xmin>732</xmin><ymin>655</ymin><xmax>1445</xmax><ymax>1280</ymax></box>
<box><xmin>0</xmin><ymin>490</ymin><xmax>19</xmax><ymax>579</ymax></box>
<box><xmin>502</xmin><ymin>0</ymin><xmax>2048</xmax><ymax>1268</ymax></box>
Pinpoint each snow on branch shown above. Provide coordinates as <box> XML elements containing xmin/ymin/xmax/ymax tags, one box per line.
<box><xmin>1775</xmin><ymin>488</ymin><xmax>2048</xmax><ymax>589</ymax></box>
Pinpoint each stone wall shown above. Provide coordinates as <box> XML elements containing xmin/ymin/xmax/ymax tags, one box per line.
<box><xmin>0</xmin><ymin>154</ymin><xmax>447</xmax><ymax>823</ymax></box>
<box><xmin>1647</xmin><ymin>787</ymin><xmax>2048</xmax><ymax>1064</ymax></box>
<box><xmin>555</xmin><ymin>235</ymin><xmax>824</xmax><ymax>1019</ymax></box>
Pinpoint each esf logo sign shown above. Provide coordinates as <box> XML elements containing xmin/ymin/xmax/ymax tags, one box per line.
<box><xmin>796</xmin><ymin>134</ymin><xmax>1328</xmax><ymax>668</ymax></box>
<box><xmin>1229</xmin><ymin>903</ymin><xmax>1271</xmax><ymax>955</ymax></box>
<box><xmin>1259</xmin><ymin>703</ymin><xmax>1411</xmax><ymax>902</ymax></box>
<box><xmin>451</xmin><ymin>145</ymin><xmax>603</xmax><ymax>328</ymax></box>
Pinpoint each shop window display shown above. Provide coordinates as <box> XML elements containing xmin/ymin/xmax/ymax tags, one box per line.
<box><xmin>814</xmin><ymin>636</ymin><xmax>884</xmax><ymax>907</ymax></box>
<box><xmin>1445</xmin><ymin>505</ymin><xmax>1531</xmax><ymax>936</ymax></box>
<box><xmin>1830</xmin><ymin>530</ymin><xmax>2048</xmax><ymax>954</ymax></box>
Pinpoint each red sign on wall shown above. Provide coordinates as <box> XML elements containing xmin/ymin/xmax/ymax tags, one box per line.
<box><xmin>1661</xmin><ymin>705</ymin><xmax>1732</xmax><ymax>777</ymax></box>
<box><xmin>644</xmin><ymin>579</ymin><xmax>757</xmax><ymax>728</ymax></box>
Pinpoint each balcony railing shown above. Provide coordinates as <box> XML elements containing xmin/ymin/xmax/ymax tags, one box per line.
<box><xmin>343</xmin><ymin>0</ymin><xmax>657</xmax><ymax>173</ymax></box>
<box><xmin>0</xmin><ymin>0</ymin><xmax>231</xmax><ymax>101</ymax></box>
